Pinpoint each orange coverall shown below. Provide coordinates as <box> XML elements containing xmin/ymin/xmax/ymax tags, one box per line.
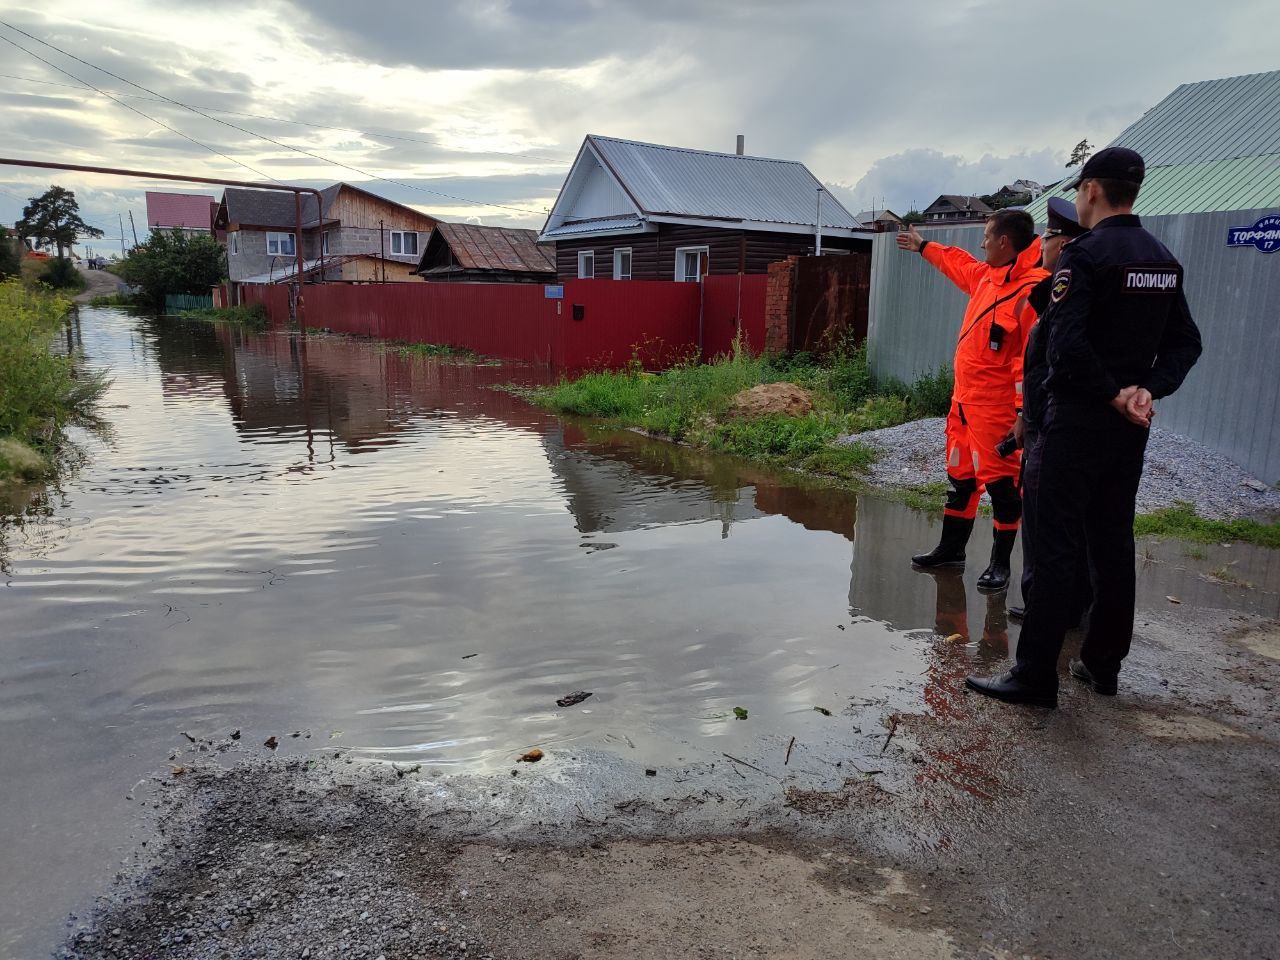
<box><xmin>921</xmin><ymin>238</ymin><xmax>1047</xmax><ymax>528</ymax></box>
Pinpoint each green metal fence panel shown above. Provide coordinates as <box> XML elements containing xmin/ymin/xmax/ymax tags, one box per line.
<box><xmin>164</xmin><ymin>293</ymin><xmax>213</xmax><ymax>314</ymax></box>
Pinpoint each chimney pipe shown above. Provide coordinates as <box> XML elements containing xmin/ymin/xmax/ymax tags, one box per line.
<box><xmin>735</xmin><ymin>135</ymin><xmax>744</xmax><ymax>156</ymax></box>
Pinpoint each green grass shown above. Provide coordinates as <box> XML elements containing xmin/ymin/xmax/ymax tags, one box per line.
<box><xmin>391</xmin><ymin>341</ymin><xmax>481</xmax><ymax>362</ymax></box>
<box><xmin>1135</xmin><ymin>502</ymin><xmax>1280</xmax><ymax>549</ymax></box>
<box><xmin>0</xmin><ymin>280</ymin><xmax>108</xmax><ymax>481</ymax></box>
<box><xmin>180</xmin><ymin>303</ymin><xmax>268</xmax><ymax>331</ymax></box>
<box><xmin>528</xmin><ymin>342</ymin><xmax>952</xmax><ymax>484</ymax></box>
<box><xmin>88</xmin><ymin>292</ymin><xmax>137</xmax><ymax>308</ymax></box>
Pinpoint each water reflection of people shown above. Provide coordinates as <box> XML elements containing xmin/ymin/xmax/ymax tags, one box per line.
<box><xmin>920</xmin><ymin>570</ymin><xmax>1009</xmax><ymax>721</ymax></box>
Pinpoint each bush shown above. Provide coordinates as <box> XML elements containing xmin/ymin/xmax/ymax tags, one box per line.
<box><xmin>39</xmin><ymin>257</ymin><xmax>86</xmax><ymax>292</ymax></box>
<box><xmin>708</xmin><ymin>413</ymin><xmax>837</xmax><ymax>461</ymax></box>
<box><xmin>116</xmin><ymin>229</ymin><xmax>226</xmax><ymax>308</ymax></box>
<box><xmin>0</xmin><ymin>280</ymin><xmax>106</xmax><ymax>476</ymax></box>
<box><xmin>908</xmin><ymin>364</ymin><xmax>954</xmax><ymax>417</ymax></box>
<box><xmin>827</xmin><ymin>342</ymin><xmax>875</xmax><ymax>410</ymax></box>
<box><xmin>181</xmin><ymin>303</ymin><xmax>268</xmax><ymax>331</ymax></box>
<box><xmin>0</xmin><ymin>226</ymin><xmax>20</xmax><ymax>280</ymax></box>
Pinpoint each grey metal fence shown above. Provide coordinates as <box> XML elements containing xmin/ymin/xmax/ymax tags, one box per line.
<box><xmin>867</xmin><ymin>208</ymin><xmax>1280</xmax><ymax>484</ymax></box>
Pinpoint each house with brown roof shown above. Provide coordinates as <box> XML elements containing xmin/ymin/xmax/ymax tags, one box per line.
<box><xmin>921</xmin><ymin>194</ymin><xmax>992</xmax><ymax>225</ymax></box>
<box><xmin>213</xmin><ymin>182</ymin><xmax>437</xmax><ymax>287</ymax></box>
<box><xmin>414</xmin><ymin>223</ymin><xmax>555</xmax><ymax>283</ymax></box>
<box><xmin>145</xmin><ymin>191</ymin><xmax>216</xmax><ymax>237</ymax></box>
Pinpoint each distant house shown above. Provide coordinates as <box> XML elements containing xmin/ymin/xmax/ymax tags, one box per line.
<box><xmin>921</xmin><ymin>195</ymin><xmax>992</xmax><ymax>225</ymax></box>
<box><xmin>213</xmin><ymin>182</ymin><xmax>437</xmax><ymax>288</ymax></box>
<box><xmin>145</xmin><ymin>191</ymin><xmax>216</xmax><ymax>236</ymax></box>
<box><xmin>1026</xmin><ymin>69</ymin><xmax>1280</xmax><ymax>219</ymax></box>
<box><xmin>855</xmin><ymin>209</ymin><xmax>904</xmax><ymax>229</ymax></box>
<box><xmin>538</xmin><ymin>135</ymin><xmax>870</xmax><ymax>283</ymax></box>
<box><xmin>415</xmin><ymin>223</ymin><xmax>555</xmax><ymax>283</ymax></box>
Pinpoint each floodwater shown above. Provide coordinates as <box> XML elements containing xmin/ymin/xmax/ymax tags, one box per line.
<box><xmin>2</xmin><ymin>308</ymin><xmax>1276</xmax><ymax>957</ymax></box>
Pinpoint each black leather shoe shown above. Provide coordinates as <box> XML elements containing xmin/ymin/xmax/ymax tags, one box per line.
<box><xmin>1069</xmin><ymin>658</ymin><xmax>1117</xmax><ymax>696</ymax></box>
<box><xmin>964</xmin><ymin>670</ymin><xmax>1057</xmax><ymax>708</ymax></box>
<box><xmin>1007</xmin><ymin>605</ymin><xmax>1026</xmax><ymax>621</ymax></box>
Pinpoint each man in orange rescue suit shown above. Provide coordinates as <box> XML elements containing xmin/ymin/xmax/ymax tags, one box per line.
<box><xmin>896</xmin><ymin>211</ymin><xmax>1047</xmax><ymax>592</ymax></box>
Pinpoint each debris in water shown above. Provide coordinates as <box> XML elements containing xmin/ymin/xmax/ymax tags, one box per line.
<box><xmin>645</xmin><ymin>768</ymin><xmax>657</xmax><ymax>777</ymax></box>
<box><xmin>556</xmin><ymin>691</ymin><xmax>593</xmax><ymax>708</ymax></box>
<box><xmin>461</xmin><ymin>654</ymin><xmax>478</xmax><ymax>660</ymax></box>
<box><xmin>264</xmin><ymin>736</ymin><xmax>279</xmax><ymax>750</ymax></box>
<box><xmin>784</xmin><ymin>737</ymin><xmax>796</xmax><ymax>765</ymax></box>
<box><xmin>1167</xmin><ymin>596</ymin><xmax>1183</xmax><ymax>604</ymax></box>
<box><xmin>518</xmin><ymin>749</ymin><xmax>544</xmax><ymax>763</ymax></box>
<box><xmin>813</xmin><ymin>706</ymin><xmax>832</xmax><ymax>716</ymax></box>
<box><xmin>733</xmin><ymin>706</ymin><xmax>749</xmax><ymax>720</ymax></box>
<box><xmin>229</xmin><ymin>729</ymin><xmax>241</xmax><ymax>741</ymax></box>
<box><xmin>180</xmin><ymin>731</ymin><xmax>197</xmax><ymax>743</ymax></box>
<box><xmin>945</xmin><ymin>633</ymin><xmax>964</xmax><ymax>642</ymax></box>
<box><xmin>171</xmin><ymin>766</ymin><xmax>186</xmax><ymax>776</ymax></box>
<box><xmin>881</xmin><ymin>716</ymin><xmax>899</xmax><ymax>754</ymax></box>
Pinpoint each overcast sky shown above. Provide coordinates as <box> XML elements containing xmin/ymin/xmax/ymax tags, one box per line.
<box><xmin>0</xmin><ymin>0</ymin><xmax>1274</xmax><ymax>251</ymax></box>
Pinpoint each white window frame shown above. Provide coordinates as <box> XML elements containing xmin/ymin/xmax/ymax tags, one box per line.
<box><xmin>612</xmin><ymin>247</ymin><xmax>632</xmax><ymax>280</ymax></box>
<box><xmin>322</xmin><ymin>230</ymin><xmax>330</xmax><ymax>256</ymax></box>
<box><xmin>389</xmin><ymin>230</ymin><xmax>418</xmax><ymax>256</ymax></box>
<box><xmin>674</xmin><ymin>245</ymin><xmax>709</xmax><ymax>282</ymax></box>
<box><xmin>577</xmin><ymin>249</ymin><xmax>595</xmax><ymax>279</ymax></box>
<box><xmin>266</xmin><ymin>231</ymin><xmax>296</xmax><ymax>256</ymax></box>
<box><xmin>229</xmin><ymin>231</ymin><xmax>239</xmax><ymax>255</ymax></box>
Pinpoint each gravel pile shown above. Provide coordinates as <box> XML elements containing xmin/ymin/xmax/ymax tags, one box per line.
<box><xmin>840</xmin><ymin>418</ymin><xmax>1280</xmax><ymax>520</ymax></box>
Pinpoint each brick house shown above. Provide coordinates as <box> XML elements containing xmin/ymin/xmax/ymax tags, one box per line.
<box><xmin>537</xmin><ymin>135</ymin><xmax>871</xmax><ymax>283</ymax></box>
<box><xmin>213</xmin><ymin>183</ymin><xmax>437</xmax><ymax>289</ymax></box>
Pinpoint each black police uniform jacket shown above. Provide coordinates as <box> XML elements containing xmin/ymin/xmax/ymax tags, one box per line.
<box><xmin>1040</xmin><ymin>214</ymin><xmax>1202</xmax><ymax>415</ymax></box>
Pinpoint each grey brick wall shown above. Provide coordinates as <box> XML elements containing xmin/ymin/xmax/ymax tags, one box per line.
<box><xmin>227</xmin><ymin>229</ymin><xmax>320</xmax><ymax>281</ymax></box>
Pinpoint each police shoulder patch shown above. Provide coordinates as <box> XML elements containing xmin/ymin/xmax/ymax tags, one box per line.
<box><xmin>1050</xmin><ymin>269</ymin><xmax>1071</xmax><ymax>303</ymax></box>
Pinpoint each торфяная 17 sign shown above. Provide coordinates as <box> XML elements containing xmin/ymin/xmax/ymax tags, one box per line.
<box><xmin>1226</xmin><ymin>214</ymin><xmax>1280</xmax><ymax>253</ymax></box>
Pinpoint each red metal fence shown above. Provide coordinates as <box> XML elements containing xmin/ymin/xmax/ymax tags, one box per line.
<box><xmin>242</xmin><ymin>278</ymin><xmax>766</xmax><ymax>370</ymax></box>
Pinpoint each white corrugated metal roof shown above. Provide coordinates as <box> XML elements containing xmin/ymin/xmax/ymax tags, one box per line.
<box><xmin>540</xmin><ymin>217</ymin><xmax>644</xmax><ymax>239</ymax></box>
<box><xmin>586</xmin><ymin>135</ymin><xmax>862</xmax><ymax>229</ymax></box>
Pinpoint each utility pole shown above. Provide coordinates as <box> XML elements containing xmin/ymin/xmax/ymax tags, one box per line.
<box><xmin>814</xmin><ymin>187</ymin><xmax>824</xmax><ymax>256</ymax></box>
<box><xmin>379</xmin><ymin>219</ymin><xmax>386</xmax><ymax>282</ymax></box>
<box><xmin>127</xmin><ymin>210</ymin><xmax>139</xmax><ymax>247</ymax></box>
<box><xmin>117</xmin><ymin>213</ymin><xmax>126</xmax><ymax>256</ymax></box>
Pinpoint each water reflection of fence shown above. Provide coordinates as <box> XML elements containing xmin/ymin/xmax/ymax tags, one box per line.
<box><xmin>240</xmin><ymin>277</ymin><xmax>769</xmax><ymax>370</ymax></box>
<box><xmin>164</xmin><ymin>292</ymin><xmax>213</xmax><ymax>314</ymax></box>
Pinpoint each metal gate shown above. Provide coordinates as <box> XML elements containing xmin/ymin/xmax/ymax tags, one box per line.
<box><xmin>790</xmin><ymin>254</ymin><xmax>871</xmax><ymax>353</ymax></box>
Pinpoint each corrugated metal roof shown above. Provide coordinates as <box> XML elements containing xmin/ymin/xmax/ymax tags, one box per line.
<box><xmin>429</xmin><ymin>223</ymin><xmax>554</xmax><ymax>273</ymax></box>
<box><xmin>541</xmin><ymin>217</ymin><xmax>644</xmax><ymax>238</ymax></box>
<box><xmin>587</xmin><ymin>135</ymin><xmax>861</xmax><ymax>229</ymax></box>
<box><xmin>1110</xmin><ymin>70</ymin><xmax>1280</xmax><ymax>165</ymax></box>
<box><xmin>1026</xmin><ymin>70</ymin><xmax>1280</xmax><ymax>220</ymax></box>
<box><xmin>145</xmin><ymin>191</ymin><xmax>215</xmax><ymax>230</ymax></box>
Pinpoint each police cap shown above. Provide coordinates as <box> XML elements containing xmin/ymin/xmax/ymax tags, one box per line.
<box><xmin>1044</xmin><ymin>196</ymin><xmax>1087</xmax><ymax>238</ymax></box>
<box><xmin>1066</xmin><ymin>146</ymin><xmax>1145</xmax><ymax>190</ymax></box>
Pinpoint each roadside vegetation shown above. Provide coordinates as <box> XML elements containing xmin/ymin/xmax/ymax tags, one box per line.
<box><xmin>392</xmin><ymin>341</ymin><xmax>482</xmax><ymax>362</ymax></box>
<box><xmin>0</xmin><ymin>280</ymin><xmax>107</xmax><ymax>483</ymax></box>
<box><xmin>180</xmin><ymin>303</ymin><xmax>268</xmax><ymax>332</ymax></box>
<box><xmin>115</xmin><ymin>229</ymin><xmax>226</xmax><ymax>309</ymax></box>
<box><xmin>88</xmin><ymin>292</ymin><xmax>139</xmax><ymax>308</ymax></box>
<box><xmin>528</xmin><ymin>340</ymin><xmax>952</xmax><ymax>484</ymax></box>
<box><xmin>1135</xmin><ymin>502</ymin><xmax>1280</xmax><ymax>549</ymax></box>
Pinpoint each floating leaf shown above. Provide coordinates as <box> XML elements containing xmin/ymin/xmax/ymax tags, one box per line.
<box><xmin>732</xmin><ymin>706</ymin><xmax>748</xmax><ymax>720</ymax></box>
<box><xmin>945</xmin><ymin>633</ymin><xmax>964</xmax><ymax>642</ymax></box>
<box><xmin>518</xmin><ymin>748</ymin><xmax>544</xmax><ymax>763</ymax></box>
<box><xmin>1166</xmin><ymin>596</ymin><xmax>1182</xmax><ymax>604</ymax></box>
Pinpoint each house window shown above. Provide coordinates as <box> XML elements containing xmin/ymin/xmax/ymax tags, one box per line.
<box><xmin>674</xmin><ymin>246</ymin><xmax>709</xmax><ymax>282</ymax></box>
<box><xmin>613</xmin><ymin>248</ymin><xmax>632</xmax><ymax>280</ymax></box>
<box><xmin>389</xmin><ymin>231</ymin><xmax>418</xmax><ymax>256</ymax></box>
<box><xmin>266</xmin><ymin>232</ymin><xmax>296</xmax><ymax>256</ymax></box>
<box><xmin>322</xmin><ymin>231</ymin><xmax>330</xmax><ymax>256</ymax></box>
<box><xmin>229</xmin><ymin>231</ymin><xmax>239</xmax><ymax>255</ymax></box>
<box><xmin>577</xmin><ymin>250</ymin><xmax>595</xmax><ymax>279</ymax></box>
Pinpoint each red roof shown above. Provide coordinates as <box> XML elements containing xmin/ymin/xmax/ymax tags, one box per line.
<box><xmin>145</xmin><ymin>191</ymin><xmax>216</xmax><ymax>230</ymax></box>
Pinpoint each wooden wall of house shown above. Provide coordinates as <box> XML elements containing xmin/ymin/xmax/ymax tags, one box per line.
<box><xmin>553</xmin><ymin>224</ymin><xmax>868</xmax><ymax>281</ymax></box>
<box><xmin>330</xmin><ymin>189</ymin><xmax>437</xmax><ymax>233</ymax></box>
<box><xmin>339</xmin><ymin>258</ymin><xmax>422</xmax><ymax>283</ymax></box>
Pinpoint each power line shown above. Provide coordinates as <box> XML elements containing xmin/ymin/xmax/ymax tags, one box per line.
<box><xmin>0</xmin><ymin>21</ymin><xmax>549</xmax><ymax>216</ymax></box>
<box><xmin>0</xmin><ymin>71</ymin><xmax>573</xmax><ymax>166</ymax></box>
<box><xmin>0</xmin><ymin>31</ymin><xmax>276</xmax><ymax>183</ymax></box>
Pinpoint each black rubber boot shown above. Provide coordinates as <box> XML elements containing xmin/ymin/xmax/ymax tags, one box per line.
<box><xmin>911</xmin><ymin>516</ymin><xmax>973</xmax><ymax>568</ymax></box>
<box><xmin>976</xmin><ymin>528</ymin><xmax>1017</xmax><ymax>592</ymax></box>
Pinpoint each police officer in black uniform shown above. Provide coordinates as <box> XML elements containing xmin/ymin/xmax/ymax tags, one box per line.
<box><xmin>1007</xmin><ymin>197</ymin><xmax>1092</xmax><ymax>625</ymax></box>
<box><xmin>965</xmin><ymin>147</ymin><xmax>1202</xmax><ymax>708</ymax></box>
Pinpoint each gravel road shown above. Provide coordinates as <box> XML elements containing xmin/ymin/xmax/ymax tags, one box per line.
<box><xmin>841</xmin><ymin>417</ymin><xmax>1280</xmax><ymax>520</ymax></box>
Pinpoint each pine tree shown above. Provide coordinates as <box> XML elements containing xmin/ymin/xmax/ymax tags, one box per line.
<box><xmin>1066</xmin><ymin>139</ymin><xmax>1093</xmax><ymax>168</ymax></box>
<box><xmin>15</xmin><ymin>186</ymin><xmax>103</xmax><ymax>260</ymax></box>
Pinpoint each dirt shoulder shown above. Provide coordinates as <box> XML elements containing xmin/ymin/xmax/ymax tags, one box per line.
<box><xmin>57</xmin><ymin>611</ymin><xmax>1280</xmax><ymax>960</ymax></box>
<box><xmin>72</xmin><ymin>267</ymin><xmax>125</xmax><ymax>303</ymax></box>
